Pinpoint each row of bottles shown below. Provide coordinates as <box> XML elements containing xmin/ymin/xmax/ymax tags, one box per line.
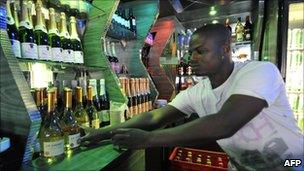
<box><xmin>288</xmin><ymin>28</ymin><xmax>304</xmax><ymax>49</ymax></box>
<box><xmin>101</xmin><ymin>37</ymin><xmax>128</xmax><ymax>75</ymax></box>
<box><xmin>119</xmin><ymin>77</ymin><xmax>153</xmax><ymax>119</ymax></box>
<box><xmin>32</xmin><ymin>77</ymin><xmax>110</xmax><ymax>162</ymax></box>
<box><xmin>175</xmin><ymin>62</ymin><xmax>194</xmax><ymax>93</ymax></box>
<box><xmin>226</xmin><ymin>16</ymin><xmax>252</xmax><ymax>42</ymax></box>
<box><xmin>6</xmin><ymin>0</ymin><xmax>84</xmax><ymax>63</ymax></box>
<box><xmin>108</xmin><ymin>6</ymin><xmax>136</xmax><ymax>39</ymax></box>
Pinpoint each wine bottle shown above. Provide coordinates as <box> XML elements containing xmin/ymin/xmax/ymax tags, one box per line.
<box><xmin>74</xmin><ymin>87</ymin><xmax>90</xmax><ymax>127</ymax></box>
<box><xmin>86</xmin><ymin>86</ymin><xmax>100</xmax><ymax>129</ymax></box>
<box><xmin>19</xmin><ymin>0</ymin><xmax>38</xmax><ymax>59</ymax></box>
<box><xmin>61</xmin><ymin>88</ymin><xmax>81</xmax><ymax>151</ymax></box>
<box><xmin>135</xmin><ymin>78</ymin><xmax>142</xmax><ymax>114</ymax></box>
<box><xmin>88</xmin><ymin>79</ymin><xmax>99</xmax><ymax>110</ymax></box>
<box><xmin>244</xmin><ymin>15</ymin><xmax>252</xmax><ymax>41</ymax></box>
<box><xmin>130</xmin><ymin>78</ymin><xmax>137</xmax><ymax>117</ymax></box>
<box><xmin>39</xmin><ymin>90</ymin><xmax>65</xmax><ymax>163</ymax></box>
<box><xmin>6</xmin><ymin>1</ymin><xmax>21</xmax><ymax>58</ymax></box>
<box><xmin>34</xmin><ymin>1</ymin><xmax>51</xmax><ymax>60</ymax></box>
<box><xmin>60</xmin><ymin>12</ymin><xmax>74</xmax><ymax>63</ymax></box>
<box><xmin>99</xmin><ymin>79</ymin><xmax>110</xmax><ymax>127</ymax></box>
<box><xmin>34</xmin><ymin>88</ymin><xmax>46</xmax><ymax>121</ymax></box>
<box><xmin>69</xmin><ymin>16</ymin><xmax>84</xmax><ymax>64</ymax></box>
<box><xmin>235</xmin><ymin>17</ymin><xmax>244</xmax><ymax>42</ymax></box>
<box><xmin>48</xmin><ymin>8</ymin><xmax>62</xmax><ymax>62</ymax></box>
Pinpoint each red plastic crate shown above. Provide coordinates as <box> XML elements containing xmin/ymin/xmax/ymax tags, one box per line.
<box><xmin>169</xmin><ymin>147</ymin><xmax>229</xmax><ymax>171</ymax></box>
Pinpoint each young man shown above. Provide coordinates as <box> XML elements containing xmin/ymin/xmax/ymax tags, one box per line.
<box><xmin>82</xmin><ymin>24</ymin><xmax>303</xmax><ymax>170</ymax></box>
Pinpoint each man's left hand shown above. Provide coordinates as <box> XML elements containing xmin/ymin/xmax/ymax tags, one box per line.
<box><xmin>111</xmin><ymin>128</ymin><xmax>151</xmax><ymax>149</ymax></box>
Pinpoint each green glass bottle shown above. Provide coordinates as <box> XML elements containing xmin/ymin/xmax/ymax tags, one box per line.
<box><xmin>19</xmin><ymin>0</ymin><xmax>38</xmax><ymax>59</ymax></box>
<box><xmin>34</xmin><ymin>0</ymin><xmax>51</xmax><ymax>60</ymax></box>
<box><xmin>60</xmin><ymin>12</ymin><xmax>74</xmax><ymax>63</ymax></box>
<box><xmin>48</xmin><ymin>8</ymin><xmax>62</xmax><ymax>62</ymax></box>
<box><xmin>69</xmin><ymin>16</ymin><xmax>84</xmax><ymax>64</ymax></box>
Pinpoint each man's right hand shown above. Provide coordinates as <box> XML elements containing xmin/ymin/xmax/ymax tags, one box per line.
<box><xmin>80</xmin><ymin>126</ymin><xmax>110</xmax><ymax>146</ymax></box>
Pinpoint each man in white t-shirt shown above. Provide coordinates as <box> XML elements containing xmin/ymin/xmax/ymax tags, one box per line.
<box><xmin>82</xmin><ymin>24</ymin><xmax>303</xmax><ymax>170</ymax></box>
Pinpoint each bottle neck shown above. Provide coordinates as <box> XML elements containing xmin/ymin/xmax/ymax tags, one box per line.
<box><xmin>70</xmin><ymin>21</ymin><xmax>80</xmax><ymax>41</ymax></box>
<box><xmin>65</xmin><ymin>91</ymin><xmax>72</xmax><ymax>109</ymax></box>
<box><xmin>20</xmin><ymin>2</ymin><xmax>32</xmax><ymax>29</ymax></box>
<box><xmin>13</xmin><ymin>3</ymin><xmax>19</xmax><ymax>28</ymax></box>
<box><xmin>6</xmin><ymin>1</ymin><xmax>15</xmax><ymax>25</ymax></box>
<box><xmin>60</xmin><ymin>16</ymin><xmax>69</xmax><ymax>38</ymax></box>
<box><xmin>35</xmin><ymin>7</ymin><xmax>47</xmax><ymax>33</ymax></box>
<box><xmin>49</xmin><ymin>11</ymin><xmax>59</xmax><ymax>35</ymax></box>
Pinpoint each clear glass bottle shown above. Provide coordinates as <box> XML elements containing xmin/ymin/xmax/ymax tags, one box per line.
<box><xmin>61</xmin><ymin>88</ymin><xmax>81</xmax><ymax>152</ymax></box>
<box><xmin>39</xmin><ymin>90</ymin><xmax>65</xmax><ymax>163</ymax></box>
<box><xmin>74</xmin><ymin>87</ymin><xmax>90</xmax><ymax>127</ymax></box>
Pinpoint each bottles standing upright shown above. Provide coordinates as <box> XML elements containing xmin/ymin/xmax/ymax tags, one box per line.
<box><xmin>6</xmin><ymin>0</ymin><xmax>21</xmax><ymax>58</ymax></box>
<box><xmin>19</xmin><ymin>0</ymin><xmax>38</xmax><ymax>59</ymax></box>
<box><xmin>34</xmin><ymin>0</ymin><xmax>51</xmax><ymax>61</ymax></box>
<box><xmin>48</xmin><ymin>8</ymin><xmax>62</xmax><ymax>62</ymax></box>
<box><xmin>60</xmin><ymin>12</ymin><xmax>74</xmax><ymax>63</ymax></box>
<box><xmin>39</xmin><ymin>90</ymin><xmax>65</xmax><ymax>163</ymax></box>
<box><xmin>99</xmin><ymin>79</ymin><xmax>110</xmax><ymax>127</ymax></box>
<box><xmin>69</xmin><ymin>16</ymin><xmax>84</xmax><ymax>64</ymax></box>
<box><xmin>61</xmin><ymin>88</ymin><xmax>81</xmax><ymax>152</ymax></box>
<box><xmin>74</xmin><ymin>87</ymin><xmax>90</xmax><ymax>127</ymax></box>
<box><xmin>235</xmin><ymin>17</ymin><xmax>244</xmax><ymax>42</ymax></box>
<box><xmin>244</xmin><ymin>15</ymin><xmax>252</xmax><ymax>41</ymax></box>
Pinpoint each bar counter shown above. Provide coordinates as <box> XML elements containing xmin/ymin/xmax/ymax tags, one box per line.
<box><xmin>21</xmin><ymin>141</ymin><xmax>129</xmax><ymax>171</ymax></box>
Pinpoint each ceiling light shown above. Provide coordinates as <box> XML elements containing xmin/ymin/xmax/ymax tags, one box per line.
<box><xmin>209</xmin><ymin>6</ymin><xmax>217</xmax><ymax>16</ymax></box>
<box><xmin>212</xmin><ymin>20</ymin><xmax>219</xmax><ymax>24</ymax></box>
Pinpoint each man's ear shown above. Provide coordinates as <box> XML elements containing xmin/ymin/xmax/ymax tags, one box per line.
<box><xmin>222</xmin><ymin>43</ymin><xmax>230</xmax><ymax>54</ymax></box>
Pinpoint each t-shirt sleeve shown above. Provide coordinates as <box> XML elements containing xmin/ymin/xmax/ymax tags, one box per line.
<box><xmin>230</xmin><ymin>62</ymin><xmax>284</xmax><ymax>106</ymax></box>
<box><xmin>168</xmin><ymin>89</ymin><xmax>195</xmax><ymax>117</ymax></box>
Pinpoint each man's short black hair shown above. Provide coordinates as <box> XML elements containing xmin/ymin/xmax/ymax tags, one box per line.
<box><xmin>193</xmin><ymin>23</ymin><xmax>231</xmax><ymax>45</ymax></box>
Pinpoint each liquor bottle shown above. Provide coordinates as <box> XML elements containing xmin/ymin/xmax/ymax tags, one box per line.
<box><xmin>135</xmin><ymin>78</ymin><xmax>142</xmax><ymax>114</ymax></box>
<box><xmin>140</xmin><ymin>78</ymin><xmax>147</xmax><ymax>113</ymax></box>
<box><xmin>146</xmin><ymin>78</ymin><xmax>153</xmax><ymax>111</ymax></box>
<box><xmin>34</xmin><ymin>1</ymin><xmax>51</xmax><ymax>60</ymax></box>
<box><xmin>19</xmin><ymin>0</ymin><xmax>38</xmax><ymax>59</ymax></box>
<box><xmin>225</xmin><ymin>18</ymin><xmax>232</xmax><ymax>34</ymax></box>
<box><xmin>60</xmin><ymin>12</ymin><xmax>74</xmax><ymax>63</ymax></box>
<box><xmin>61</xmin><ymin>88</ymin><xmax>81</xmax><ymax>151</ymax></box>
<box><xmin>48</xmin><ymin>8</ymin><xmax>62</xmax><ymax>62</ymax></box>
<box><xmin>86</xmin><ymin>86</ymin><xmax>100</xmax><ymax>129</ymax></box>
<box><xmin>74</xmin><ymin>87</ymin><xmax>90</xmax><ymax>127</ymax></box>
<box><xmin>125</xmin><ymin>78</ymin><xmax>133</xmax><ymax>119</ymax></box>
<box><xmin>35</xmin><ymin>88</ymin><xmax>46</xmax><ymax>121</ymax></box>
<box><xmin>99</xmin><ymin>79</ymin><xmax>110</xmax><ymax>127</ymax></box>
<box><xmin>244</xmin><ymin>15</ymin><xmax>252</xmax><ymax>41</ymax></box>
<box><xmin>235</xmin><ymin>17</ymin><xmax>244</xmax><ymax>42</ymax></box>
<box><xmin>88</xmin><ymin>79</ymin><xmax>100</xmax><ymax>112</ymax></box>
<box><xmin>39</xmin><ymin>90</ymin><xmax>65</xmax><ymax>163</ymax></box>
<box><xmin>6</xmin><ymin>1</ymin><xmax>21</xmax><ymax>58</ymax></box>
<box><xmin>185</xmin><ymin>66</ymin><xmax>194</xmax><ymax>88</ymax></box>
<box><xmin>130</xmin><ymin>78</ymin><xmax>138</xmax><ymax>116</ymax></box>
<box><xmin>69</xmin><ymin>16</ymin><xmax>84</xmax><ymax>64</ymax></box>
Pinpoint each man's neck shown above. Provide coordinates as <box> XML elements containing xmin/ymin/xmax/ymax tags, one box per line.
<box><xmin>209</xmin><ymin>62</ymin><xmax>234</xmax><ymax>89</ymax></box>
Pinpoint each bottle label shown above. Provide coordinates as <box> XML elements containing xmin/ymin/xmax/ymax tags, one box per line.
<box><xmin>49</xmin><ymin>29</ymin><xmax>60</xmax><ymax>36</ymax></box>
<box><xmin>100</xmin><ymin>110</ymin><xmax>110</xmax><ymax>122</ymax></box>
<box><xmin>38</xmin><ymin>45</ymin><xmax>51</xmax><ymax>60</ymax></box>
<box><xmin>68</xmin><ymin>133</ymin><xmax>80</xmax><ymax>148</ymax></box>
<box><xmin>34</xmin><ymin>25</ymin><xmax>47</xmax><ymax>34</ymax></box>
<box><xmin>11</xmin><ymin>39</ymin><xmax>21</xmax><ymax>58</ymax></box>
<box><xmin>51</xmin><ymin>47</ymin><xmax>63</xmax><ymax>62</ymax></box>
<box><xmin>62</xmin><ymin>49</ymin><xmax>74</xmax><ymax>63</ymax></box>
<box><xmin>236</xmin><ymin>33</ymin><xmax>243</xmax><ymax>42</ymax></box>
<box><xmin>91</xmin><ymin>119</ymin><xmax>100</xmax><ymax>129</ymax></box>
<box><xmin>74</xmin><ymin>51</ymin><xmax>83</xmax><ymax>64</ymax></box>
<box><xmin>245</xmin><ymin>33</ymin><xmax>251</xmax><ymax>40</ymax></box>
<box><xmin>20</xmin><ymin>21</ymin><xmax>33</xmax><ymax>29</ymax></box>
<box><xmin>43</xmin><ymin>139</ymin><xmax>64</xmax><ymax>157</ymax></box>
<box><xmin>21</xmin><ymin>42</ymin><xmax>38</xmax><ymax>59</ymax></box>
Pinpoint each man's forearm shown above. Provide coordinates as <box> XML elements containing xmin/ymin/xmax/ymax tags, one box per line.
<box><xmin>99</xmin><ymin>111</ymin><xmax>160</xmax><ymax>139</ymax></box>
<box><xmin>149</xmin><ymin>113</ymin><xmax>232</xmax><ymax>147</ymax></box>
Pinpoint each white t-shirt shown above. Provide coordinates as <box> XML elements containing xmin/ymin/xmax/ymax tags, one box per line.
<box><xmin>169</xmin><ymin>61</ymin><xmax>304</xmax><ymax>170</ymax></box>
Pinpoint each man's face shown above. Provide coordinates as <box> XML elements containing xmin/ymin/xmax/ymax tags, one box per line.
<box><xmin>189</xmin><ymin>33</ymin><xmax>224</xmax><ymax>76</ymax></box>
